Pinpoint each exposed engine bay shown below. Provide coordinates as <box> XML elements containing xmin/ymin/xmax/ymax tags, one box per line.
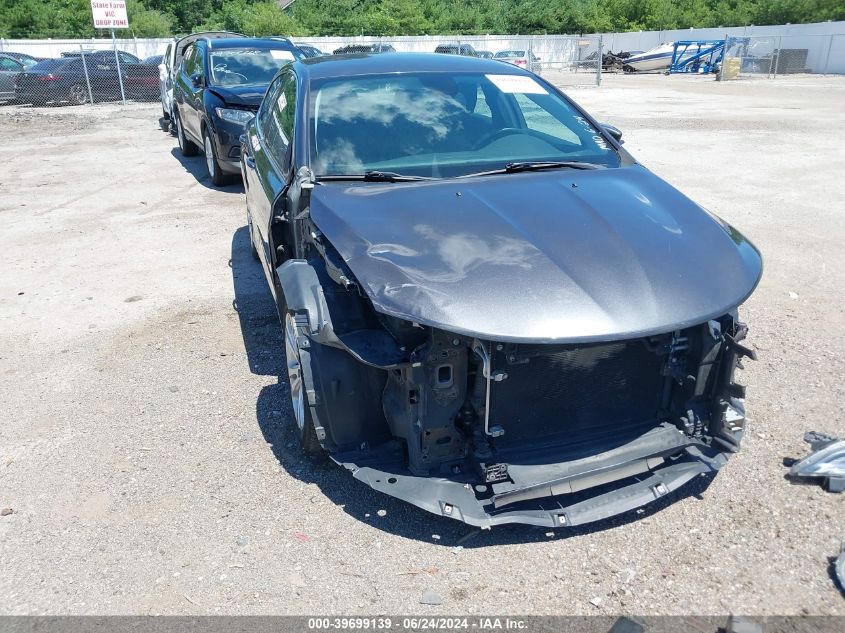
<box><xmin>276</xmin><ymin>227</ymin><xmax>756</xmax><ymax>527</ymax></box>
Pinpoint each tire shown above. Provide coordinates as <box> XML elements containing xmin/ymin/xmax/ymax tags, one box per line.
<box><xmin>174</xmin><ymin>110</ymin><xmax>198</xmax><ymax>156</ymax></box>
<box><xmin>283</xmin><ymin>311</ymin><xmax>325</xmax><ymax>457</ymax></box>
<box><xmin>203</xmin><ymin>129</ymin><xmax>227</xmax><ymax>186</ymax></box>
<box><xmin>68</xmin><ymin>83</ymin><xmax>88</xmax><ymax>106</ymax></box>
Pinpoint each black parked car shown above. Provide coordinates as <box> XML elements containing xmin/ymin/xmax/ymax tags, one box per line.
<box><xmin>16</xmin><ymin>50</ymin><xmax>149</xmax><ymax>105</ymax></box>
<box><xmin>332</xmin><ymin>43</ymin><xmax>395</xmax><ymax>55</ymax></box>
<box><xmin>435</xmin><ymin>43</ymin><xmax>479</xmax><ymax>56</ymax></box>
<box><xmin>172</xmin><ymin>37</ymin><xmax>302</xmax><ymax>186</ymax></box>
<box><xmin>293</xmin><ymin>43</ymin><xmax>326</xmax><ymax>58</ymax></box>
<box><xmin>241</xmin><ymin>53</ymin><xmax>762</xmax><ymax>528</ymax></box>
<box><xmin>16</xmin><ymin>57</ymin><xmax>114</xmax><ymax>105</ymax></box>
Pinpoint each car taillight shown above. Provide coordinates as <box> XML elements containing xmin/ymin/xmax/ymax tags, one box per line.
<box><xmin>39</xmin><ymin>74</ymin><xmax>62</xmax><ymax>81</ymax></box>
<box><xmin>516</xmin><ymin>59</ymin><xmax>527</xmax><ymax>65</ymax></box>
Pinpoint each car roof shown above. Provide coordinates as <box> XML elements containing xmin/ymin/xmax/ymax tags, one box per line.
<box><xmin>204</xmin><ymin>37</ymin><xmax>296</xmax><ymax>50</ymax></box>
<box><xmin>298</xmin><ymin>52</ymin><xmax>526</xmax><ymax>80</ymax></box>
<box><xmin>175</xmin><ymin>31</ymin><xmax>243</xmax><ymax>46</ymax></box>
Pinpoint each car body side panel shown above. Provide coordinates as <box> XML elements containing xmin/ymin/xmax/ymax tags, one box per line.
<box><xmin>309</xmin><ymin>166</ymin><xmax>762</xmax><ymax>343</ymax></box>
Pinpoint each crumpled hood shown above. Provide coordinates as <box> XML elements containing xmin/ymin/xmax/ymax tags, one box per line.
<box><xmin>310</xmin><ymin>165</ymin><xmax>762</xmax><ymax>343</ymax></box>
<box><xmin>208</xmin><ymin>84</ymin><xmax>267</xmax><ymax>108</ymax></box>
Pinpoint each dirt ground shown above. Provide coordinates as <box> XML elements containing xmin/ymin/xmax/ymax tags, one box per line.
<box><xmin>0</xmin><ymin>73</ymin><xmax>843</xmax><ymax>616</ymax></box>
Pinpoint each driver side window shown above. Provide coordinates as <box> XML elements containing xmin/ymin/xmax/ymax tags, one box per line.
<box><xmin>194</xmin><ymin>47</ymin><xmax>205</xmax><ymax>77</ymax></box>
<box><xmin>259</xmin><ymin>71</ymin><xmax>295</xmax><ymax>166</ymax></box>
<box><xmin>182</xmin><ymin>46</ymin><xmax>196</xmax><ymax>76</ymax></box>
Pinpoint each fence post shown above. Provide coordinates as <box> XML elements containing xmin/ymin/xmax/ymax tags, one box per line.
<box><xmin>79</xmin><ymin>45</ymin><xmax>94</xmax><ymax>105</ymax></box>
<box><xmin>772</xmin><ymin>36</ymin><xmax>782</xmax><ymax>78</ymax></box>
<box><xmin>823</xmin><ymin>35</ymin><xmax>833</xmax><ymax>75</ymax></box>
<box><xmin>111</xmin><ymin>28</ymin><xmax>127</xmax><ymax>104</ymax></box>
<box><xmin>596</xmin><ymin>35</ymin><xmax>602</xmax><ymax>86</ymax></box>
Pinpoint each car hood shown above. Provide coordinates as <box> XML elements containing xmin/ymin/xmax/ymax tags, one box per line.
<box><xmin>207</xmin><ymin>84</ymin><xmax>267</xmax><ymax>108</ymax></box>
<box><xmin>310</xmin><ymin>165</ymin><xmax>762</xmax><ymax>343</ymax></box>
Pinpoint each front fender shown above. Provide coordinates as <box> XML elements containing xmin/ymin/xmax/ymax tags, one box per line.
<box><xmin>276</xmin><ymin>259</ymin><xmax>330</xmax><ymax>336</ymax></box>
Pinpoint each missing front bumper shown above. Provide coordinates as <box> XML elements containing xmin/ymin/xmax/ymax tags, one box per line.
<box><xmin>336</xmin><ymin>443</ymin><xmax>729</xmax><ymax>528</ymax></box>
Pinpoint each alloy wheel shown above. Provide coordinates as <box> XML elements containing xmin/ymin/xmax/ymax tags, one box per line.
<box><xmin>204</xmin><ymin>135</ymin><xmax>215</xmax><ymax>178</ymax></box>
<box><xmin>69</xmin><ymin>84</ymin><xmax>87</xmax><ymax>105</ymax></box>
<box><xmin>176</xmin><ymin>116</ymin><xmax>184</xmax><ymax>151</ymax></box>
<box><xmin>284</xmin><ymin>313</ymin><xmax>306</xmax><ymax>431</ymax></box>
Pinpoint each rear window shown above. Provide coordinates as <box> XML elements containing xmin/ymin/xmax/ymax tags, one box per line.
<box><xmin>30</xmin><ymin>59</ymin><xmax>75</xmax><ymax>72</ymax></box>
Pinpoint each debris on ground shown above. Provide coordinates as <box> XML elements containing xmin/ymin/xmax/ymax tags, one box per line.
<box><xmin>835</xmin><ymin>542</ymin><xmax>845</xmax><ymax>597</ymax></box>
<box><xmin>789</xmin><ymin>431</ymin><xmax>845</xmax><ymax>492</ymax></box>
<box><xmin>589</xmin><ymin>595</ymin><xmax>603</xmax><ymax>607</ymax></box>
<box><xmin>0</xmin><ymin>508</ymin><xmax>13</xmax><ymax>516</ymax></box>
<box><xmin>419</xmin><ymin>589</ymin><xmax>443</xmax><ymax>605</ymax></box>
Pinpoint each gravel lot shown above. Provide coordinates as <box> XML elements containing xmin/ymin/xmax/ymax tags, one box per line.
<box><xmin>0</xmin><ymin>73</ymin><xmax>843</xmax><ymax>616</ymax></box>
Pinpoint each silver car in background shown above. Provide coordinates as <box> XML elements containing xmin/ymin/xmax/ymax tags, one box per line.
<box><xmin>494</xmin><ymin>49</ymin><xmax>542</xmax><ymax>74</ymax></box>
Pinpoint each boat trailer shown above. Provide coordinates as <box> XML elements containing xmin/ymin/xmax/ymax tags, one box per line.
<box><xmin>668</xmin><ymin>40</ymin><xmax>729</xmax><ymax>74</ymax></box>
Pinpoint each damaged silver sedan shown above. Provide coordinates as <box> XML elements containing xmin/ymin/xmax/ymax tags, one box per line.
<box><xmin>240</xmin><ymin>52</ymin><xmax>763</xmax><ymax>527</ymax></box>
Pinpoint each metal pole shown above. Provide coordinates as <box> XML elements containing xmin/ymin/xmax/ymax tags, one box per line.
<box><xmin>111</xmin><ymin>28</ymin><xmax>126</xmax><ymax>104</ymax></box>
<box><xmin>596</xmin><ymin>35</ymin><xmax>602</xmax><ymax>86</ymax></box>
<box><xmin>772</xmin><ymin>36</ymin><xmax>782</xmax><ymax>79</ymax></box>
<box><xmin>718</xmin><ymin>34</ymin><xmax>728</xmax><ymax>82</ymax></box>
<box><xmin>823</xmin><ymin>34</ymin><xmax>833</xmax><ymax>75</ymax></box>
<box><xmin>79</xmin><ymin>45</ymin><xmax>94</xmax><ymax>104</ymax></box>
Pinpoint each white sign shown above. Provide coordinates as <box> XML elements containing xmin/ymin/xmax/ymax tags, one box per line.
<box><xmin>485</xmin><ymin>74</ymin><xmax>547</xmax><ymax>94</ymax></box>
<box><xmin>91</xmin><ymin>1</ymin><xmax>129</xmax><ymax>29</ymax></box>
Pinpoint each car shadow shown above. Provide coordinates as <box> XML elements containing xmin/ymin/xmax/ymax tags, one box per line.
<box><xmin>230</xmin><ymin>226</ymin><xmax>717</xmax><ymax>547</ymax></box>
<box><xmin>170</xmin><ymin>147</ymin><xmax>245</xmax><ymax>193</ymax></box>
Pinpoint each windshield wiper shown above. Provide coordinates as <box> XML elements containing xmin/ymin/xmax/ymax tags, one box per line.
<box><xmin>458</xmin><ymin>161</ymin><xmax>602</xmax><ymax>178</ymax></box>
<box><xmin>316</xmin><ymin>171</ymin><xmax>436</xmax><ymax>183</ymax></box>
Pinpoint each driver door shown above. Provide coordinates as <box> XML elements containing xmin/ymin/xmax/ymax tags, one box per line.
<box><xmin>243</xmin><ymin>71</ymin><xmax>295</xmax><ymax>292</ymax></box>
<box><xmin>183</xmin><ymin>45</ymin><xmax>205</xmax><ymax>141</ymax></box>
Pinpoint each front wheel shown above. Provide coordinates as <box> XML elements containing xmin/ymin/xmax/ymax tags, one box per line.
<box><xmin>203</xmin><ymin>130</ymin><xmax>227</xmax><ymax>186</ymax></box>
<box><xmin>284</xmin><ymin>312</ymin><xmax>325</xmax><ymax>457</ymax></box>
<box><xmin>174</xmin><ymin>110</ymin><xmax>198</xmax><ymax>156</ymax></box>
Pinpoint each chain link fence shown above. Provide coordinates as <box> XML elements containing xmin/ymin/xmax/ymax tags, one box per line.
<box><xmin>3</xmin><ymin>28</ymin><xmax>843</xmax><ymax>105</ymax></box>
<box><xmin>0</xmin><ymin>40</ymin><xmax>167</xmax><ymax>106</ymax></box>
<box><xmin>720</xmin><ymin>33</ymin><xmax>845</xmax><ymax>80</ymax></box>
<box><xmin>303</xmin><ymin>35</ymin><xmax>603</xmax><ymax>86</ymax></box>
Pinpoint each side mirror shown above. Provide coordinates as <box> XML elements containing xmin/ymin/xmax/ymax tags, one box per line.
<box><xmin>190</xmin><ymin>73</ymin><xmax>204</xmax><ymax>88</ymax></box>
<box><xmin>602</xmin><ymin>123</ymin><xmax>623</xmax><ymax>143</ymax></box>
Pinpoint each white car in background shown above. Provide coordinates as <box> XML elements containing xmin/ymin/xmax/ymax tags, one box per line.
<box><xmin>494</xmin><ymin>49</ymin><xmax>542</xmax><ymax>74</ymax></box>
<box><xmin>159</xmin><ymin>31</ymin><xmax>242</xmax><ymax>124</ymax></box>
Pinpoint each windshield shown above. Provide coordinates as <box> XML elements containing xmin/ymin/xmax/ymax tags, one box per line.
<box><xmin>308</xmin><ymin>72</ymin><xmax>619</xmax><ymax>178</ymax></box>
<box><xmin>209</xmin><ymin>48</ymin><xmax>298</xmax><ymax>87</ymax></box>
<box><xmin>496</xmin><ymin>51</ymin><xmax>525</xmax><ymax>58</ymax></box>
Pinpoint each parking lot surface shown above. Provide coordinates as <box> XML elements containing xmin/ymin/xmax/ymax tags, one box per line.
<box><xmin>1</xmin><ymin>74</ymin><xmax>844</xmax><ymax>615</ymax></box>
